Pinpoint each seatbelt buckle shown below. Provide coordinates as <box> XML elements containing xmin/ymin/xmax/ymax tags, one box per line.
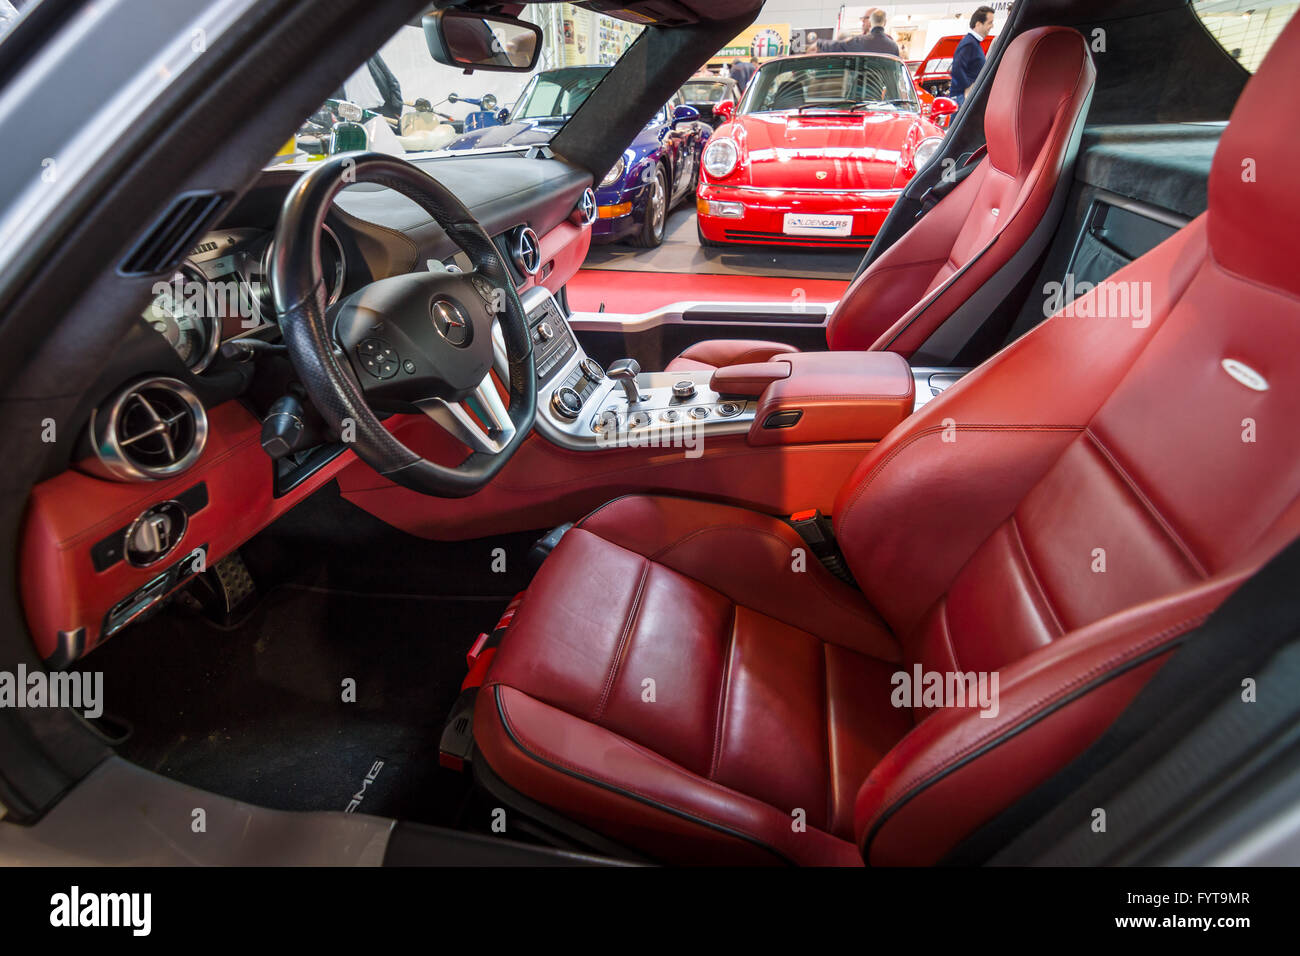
<box><xmin>789</xmin><ymin>508</ymin><xmax>834</xmax><ymax>549</ymax></box>
<box><xmin>788</xmin><ymin>509</ymin><xmax>854</xmax><ymax>584</ymax></box>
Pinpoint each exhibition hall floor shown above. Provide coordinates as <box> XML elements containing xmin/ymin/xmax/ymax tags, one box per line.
<box><xmin>568</xmin><ymin>207</ymin><xmax>859</xmax><ymax>313</ymax></box>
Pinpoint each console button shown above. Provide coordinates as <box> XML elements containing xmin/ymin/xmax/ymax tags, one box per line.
<box><xmin>592</xmin><ymin>409</ymin><xmax>621</xmax><ymax>434</ymax></box>
<box><xmin>536</xmin><ymin>322</ymin><xmax>555</xmax><ymax>342</ymax></box>
<box><xmin>672</xmin><ymin>380</ymin><xmax>697</xmax><ymax>400</ymax></box>
<box><xmin>661</xmin><ymin>409</ymin><xmax>680</xmax><ymax>423</ymax></box>
<box><xmin>689</xmin><ymin>406</ymin><xmax>710</xmax><ymax>420</ymax></box>
<box><xmin>629</xmin><ymin>411</ymin><xmax>651</xmax><ymax>428</ymax></box>
<box><xmin>580</xmin><ymin>358</ymin><xmax>604</xmax><ymax>382</ymax></box>
<box><xmin>550</xmin><ymin>386</ymin><xmax>582</xmax><ymax>421</ymax></box>
<box><xmin>718</xmin><ymin>401</ymin><xmax>742</xmax><ymax>417</ymax></box>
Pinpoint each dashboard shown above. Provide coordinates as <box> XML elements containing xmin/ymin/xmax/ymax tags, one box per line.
<box><xmin>23</xmin><ymin>151</ymin><xmax>596</xmax><ymax>666</ymax></box>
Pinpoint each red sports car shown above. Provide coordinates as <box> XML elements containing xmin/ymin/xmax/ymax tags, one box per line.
<box><xmin>695</xmin><ymin>53</ymin><xmax>947</xmax><ymax>249</ymax></box>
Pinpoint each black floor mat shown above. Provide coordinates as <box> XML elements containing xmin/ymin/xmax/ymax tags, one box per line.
<box><xmin>76</xmin><ymin>484</ymin><xmax>550</xmax><ymax>826</ymax></box>
<box><xmin>82</xmin><ymin>584</ymin><xmax>501</xmax><ymax>824</ymax></box>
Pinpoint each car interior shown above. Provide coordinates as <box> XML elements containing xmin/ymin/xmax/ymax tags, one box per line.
<box><xmin>1</xmin><ymin>0</ymin><xmax>1298</xmax><ymax>869</ymax></box>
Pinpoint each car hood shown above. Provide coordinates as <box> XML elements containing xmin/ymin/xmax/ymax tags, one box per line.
<box><xmin>730</xmin><ymin>110</ymin><xmax>925</xmax><ymax>190</ymax></box>
<box><xmin>446</xmin><ymin>119</ymin><xmax>559</xmax><ymax>151</ymax></box>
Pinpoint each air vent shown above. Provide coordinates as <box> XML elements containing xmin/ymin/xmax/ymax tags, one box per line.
<box><xmin>512</xmin><ymin>226</ymin><xmax>541</xmax><ymax>276</ymax></box>
<box><xmin>118</xmin><ymin>190</ymin><xmax>229</xmax><ymax>276</ymax></box>
<box><xmin>87</xmin><ymin>377</ymin><xmax>209</xmax><ymax>481</ymax></box>
<box><xmin>572</xmin><ymin>188</ymin><xmax>598</xmax><ymax>227</ymax></box>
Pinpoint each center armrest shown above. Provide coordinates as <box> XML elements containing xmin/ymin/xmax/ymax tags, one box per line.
<box><xmin>742</xmin><ymin>351</ymin><xmax>914</xmax><ymax>445</ymax></box>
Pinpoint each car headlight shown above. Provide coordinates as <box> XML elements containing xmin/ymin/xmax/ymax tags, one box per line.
<box><xmin>600</xmin><ymin>156</ymin><xmax>626</xmax><ymax>188</ymax></box>
<box><xmin>913</xmin><ymin>136</ymin><xmax>944</xmax><ymax>172</ymax></box>
<box><xmin>703</xmin><ymin>138</ymin><xmax>739</xmax><ymax>179</ymax></box>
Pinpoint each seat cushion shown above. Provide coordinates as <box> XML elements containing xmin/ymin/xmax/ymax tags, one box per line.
<box><xmin>665</xmin><ymin>339</ymin><xmax>797</xmax><ymax>374</ymax></box>
<box><xmin>474</xmin><ymin>496</ymin><xmax>908</xmax><ymax>865</ymax></box>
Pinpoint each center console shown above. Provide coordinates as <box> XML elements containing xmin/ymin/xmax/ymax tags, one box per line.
<box><xmin>513</xmin><ymin>287</ymin><xmax>758</xmax><ymax>452</ymax></box>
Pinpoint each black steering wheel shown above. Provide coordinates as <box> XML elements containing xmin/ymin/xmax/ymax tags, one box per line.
<box><xmin>270</xmin><ymin>152</ymin><xmax>536</xmax><ymax>498</ymax></box>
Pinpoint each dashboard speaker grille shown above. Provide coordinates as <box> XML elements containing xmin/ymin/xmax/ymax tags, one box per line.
<box><xmin>89</xmin><ymin>378</ymin><xmax>209</xmax><ymax>481</ymax></box>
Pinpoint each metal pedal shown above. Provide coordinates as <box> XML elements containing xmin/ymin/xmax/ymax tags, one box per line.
<box><xmin>182</xmin><ymin>551</ymin><xmax>258</xmax><ymax>624</ymax></box>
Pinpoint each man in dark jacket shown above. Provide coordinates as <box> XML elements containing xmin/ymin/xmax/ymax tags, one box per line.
<box><xmin>814</xmin><ymin>9</ymin><xmax>900</xmax><ymax>57</ymax></box>
<box><xmin>728</xmin><ymin>57</ymin><xmax>755</xmax><ymax>91</ymax></box>
<box><xmin>951</xmin><ymin>6</ymin><xmax>994</xmax><ymax>105</ymax></box>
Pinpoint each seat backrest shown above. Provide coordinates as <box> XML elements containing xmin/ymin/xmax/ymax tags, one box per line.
<box><xmin>824</xmin><ymin>27</ymin><xmax>1095</xmax><ymax>357</ymax></box>
<box><xmin>832</xmin><ymin>11</ymin><xmax>1300</xmax><ymax>865</ymax></box>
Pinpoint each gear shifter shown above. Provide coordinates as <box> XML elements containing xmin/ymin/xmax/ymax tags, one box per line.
<box><xmin>607</xmin><ymin>358</ymin><xmax>645</xmax><ymax>404</ymax></box>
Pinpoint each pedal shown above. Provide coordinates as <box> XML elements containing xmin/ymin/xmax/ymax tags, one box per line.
<box><xmin>183</xmin><ymin>551</ymin><xmax>258</xmax><ymax>625</ymax></box>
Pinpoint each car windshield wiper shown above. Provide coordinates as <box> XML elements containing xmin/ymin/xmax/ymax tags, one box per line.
<box><xmin>796</xmin><ymin>100</ymin><xmax>899</xmax><ymax>113</ymax></box>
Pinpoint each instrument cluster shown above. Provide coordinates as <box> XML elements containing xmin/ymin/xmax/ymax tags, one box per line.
<box><xmin>142</xmin><ymin>226</ymin><xmax>347</xmax><ymax>370</ymax></box>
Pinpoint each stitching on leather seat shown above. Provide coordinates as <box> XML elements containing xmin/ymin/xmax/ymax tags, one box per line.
<box><xmin>860</xmin><ymin>614</ymin><xmax>1204</xmax><ymax>852</ymax></box>
<box><xmin>593</xmin><ymin>558</ymin><xmax>649</xmax><ymax>721</ymax></box>
<box><xmin>490</xmin><ymin>684</ymin><xmax>806</xmax><ymax>865</ymax></box>
<box><xmin>647</xmin><ymin>523</ymin><xmax>889</xmax><ymax>645</ymax></box>
<box><xmin>1008</xmin><ymin>513</ymin><xmax>1066</xmax><ymax>636</ymax></box>
<box><xmin>839</xmin><ymin>424</ymin><xmax>1082</xmax><ymax>526</ymax></box>
<box><xmin>1084</xmin><ymin>427</ymin><xmax>1210</xmax><ymax>579</ymax></box>
<box><xmin>709</xmin><ymin>606</ymin><xmax>737</xmax><ymax>781</ymax></box>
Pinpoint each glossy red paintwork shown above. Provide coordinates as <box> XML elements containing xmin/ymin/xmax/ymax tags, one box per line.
<box><xmin>914</xmin><ymin>33</ymin><xmax>996</xmax><ymax>91</ymax></box>
<box><xmin>696</xmin><ymin>54</ymin><xmax>944</xmax><ymax>248</ymax></box>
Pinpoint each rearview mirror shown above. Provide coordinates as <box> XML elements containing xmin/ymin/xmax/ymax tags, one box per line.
<box><xmin>423</xmin><ymin>10</ymin><xmax>541</xmax><ymax>73</ymax></box>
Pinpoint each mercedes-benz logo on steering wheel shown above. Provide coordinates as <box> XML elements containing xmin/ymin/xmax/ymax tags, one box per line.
<box><xmin>430</xmin><ymin>297</ymin><xmax>473</xmax><ymax>348</ymax></box>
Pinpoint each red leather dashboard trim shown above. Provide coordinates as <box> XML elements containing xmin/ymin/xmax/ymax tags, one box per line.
<box><xmin>336</xmin><ymin>415</ymin><xmax>876</xmax><ymax>541</ymax></box>
<box><xmin>524</xmin><ymin>220</ymin><xmax>591</xmax><ymax>297</ymax></box>
<box><xmin>21</xmin><ymin>401</ymin><xmax>358</xmax><ymax>660</ymax></box>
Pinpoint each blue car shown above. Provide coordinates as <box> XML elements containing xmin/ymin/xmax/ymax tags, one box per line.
<box><xmin>448</xmin><ymin>65</ymin><xmax>711</xmax><ymax>247</ymax></box>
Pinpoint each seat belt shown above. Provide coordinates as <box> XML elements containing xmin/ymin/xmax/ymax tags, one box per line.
<box><xmin>944</xmin><ymin>535</ymin><xmax>1300</xmax><ymax>865</ymax></box>
<box><xmin>915</xmin><ymin>144</ymin><xmax>987</xmax><ymax>218</ymax></box>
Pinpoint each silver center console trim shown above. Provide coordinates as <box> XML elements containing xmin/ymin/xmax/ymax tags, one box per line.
<box><xmin>910</xmin><ymin>366</ymin><xmax>973</xmax><ymax>411</ymax></box>
<box><xmin>510</xmin><ymin>287</ymin><xmax>758</xmax><ymax>452</ymax></box>
<box><xmin>567</xmin><ymin>298</ymin><xmax>840</xmax><ymax>334</ymax></box>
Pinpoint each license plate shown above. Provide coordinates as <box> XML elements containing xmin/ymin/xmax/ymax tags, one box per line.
<box><xmin>783</xmin><ymin>213</ymin><xmax>852</xmax><ymax>237</ymax></box>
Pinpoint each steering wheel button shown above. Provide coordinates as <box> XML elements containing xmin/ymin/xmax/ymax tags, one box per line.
<box><xmin>403</xmin><ymin>360</ymin><xmax>416</xmax><ymax>374</ymax></box>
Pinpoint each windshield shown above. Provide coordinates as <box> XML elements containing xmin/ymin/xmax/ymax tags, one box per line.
<box><xmin>739</xmin><ymin>55</ymin><xmax>918</xmax><ymax>115</ymax></box>
<box><xmin>681</xmin><ymin>79</ymin><xmax>732</xmax><ymax>102</ymax></box>
<box><xmin>511</xmin><ymin>66</ymin><xmax>611</xmax><ymax>122</ymax></box>
<box><xmin>275</xmin><ymin>8</ymin><xmax>641</xmax><ymax>166</ymax></box>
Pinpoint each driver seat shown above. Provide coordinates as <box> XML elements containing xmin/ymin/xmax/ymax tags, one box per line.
<box><xmin>666</xmin><ymin>26</ymin><xmax>1095</xmax><ymax>374</ymax></box>
<box><xmin>471</xmin><ymin>14</ymin><xmax>1300</xmax><ymax>864</ymax></box>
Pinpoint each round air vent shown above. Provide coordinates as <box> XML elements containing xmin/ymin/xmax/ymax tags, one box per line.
<box><xmin>512</xmin><ymin>226</ymin><xmax>541</xmax><ymax>276</ymax></box>
<box><xmin>88</xmin><ymin>377</ymin><xmax>209</xmax><ymax>481</ymax></box>
<box><xmin>571</xmin><ymin>188</ymin><xmax>597</xmax><ymax>227</ymax></box>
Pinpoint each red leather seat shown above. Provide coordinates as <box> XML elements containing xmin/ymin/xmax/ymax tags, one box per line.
<box><xmin>474</xmin><ymin>13</ymin><xmax>1300</xmax><ymax>864</ymax></box>
<box><xmin>666</xmin><ymin>26</ymin><xmax>1096</xmax><ymax>374</ymax></box>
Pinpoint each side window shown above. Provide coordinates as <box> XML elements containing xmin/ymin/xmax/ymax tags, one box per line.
<box><xmin>1192</xmin><ymin>0</ymin><xmax>1298</xmax><ymax>72</ymax></box>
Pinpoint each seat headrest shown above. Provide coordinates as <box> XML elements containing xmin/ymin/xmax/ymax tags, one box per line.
<box><xmin>985</xmin><ymin>27</ymin><xmax>1092</xmax><ymax>178</ymax></box>
<box><xmin>1208</xmin><ymin>10</ymin><xmax>1300</xmax><ymax>299</ymax></box>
